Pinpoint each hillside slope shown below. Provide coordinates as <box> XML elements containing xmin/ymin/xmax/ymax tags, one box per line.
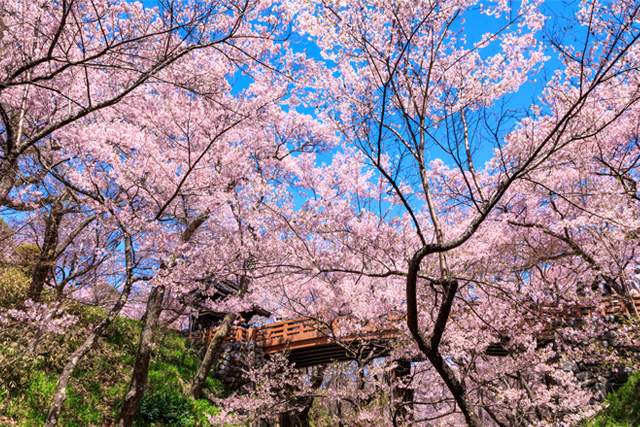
<box><xmin>589</xmin><ymin>371</ymin><xmax>640</xmax><ymax>427</ymax></box>
<box><xmin>0</xmin><ymin>268</ymin><xmax>222</xmax><ymax>427</ymax></box>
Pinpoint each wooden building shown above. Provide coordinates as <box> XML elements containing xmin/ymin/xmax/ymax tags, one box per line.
<box><xmin>188</xmin><ymin>280</ymin><xmax>270</xmax><ymax>332</ymax></box>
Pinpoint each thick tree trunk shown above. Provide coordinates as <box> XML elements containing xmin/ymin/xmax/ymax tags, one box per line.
<box><xmin>26</xmin><ymin>201</ymin><xmax>95</xmax><ymax>304</ymax></box>
<box><xmin>44</xmin><ymin>236</ymin><xmax>134</xmax><ymax>427</ymax></box>
<box><xmin>406</xmin><ymin>253</ymin><xmax>483</xmax><ymax>427</ymax></box>
<box><xmin>278</xmin><ymin>365</ymin><xmax>324</xmax><ymax>427</ymax></box>
<box><xmin>117</xmin><ymin>285</ymin><xmax>165</xmax><ymax>427</ymax></box>
<box><xmin>114</xmin><ymin>212</ymin><xmax>211</xmax><ymax>417</ymax></box>
<box><xmin>392</xmin><ymin>359</ymin><xmax>414</xmax><ymax>423</ymax></box>
<box><xmin>189</xmin><ymin>275</ymin><xmax>249</xmax><ymax>399</ymax></box>
<box><xmin>28</xmin><ymin>201</ymin><xmax>63</xmax><ymax>302</ymax></box>
<box><xmin>0</xmin><ymin>149</ymin><xmax>19</xmax><ymax>201</ymax></box>
<box><xmin>189</xmin><ymin>311</ymin><xmax>235</xmax><ymax>399</ymax></box>
<box><xmin>427</xmin><ymin>351</ymin><xmax>481</xmax><ymax>425</ymax></box>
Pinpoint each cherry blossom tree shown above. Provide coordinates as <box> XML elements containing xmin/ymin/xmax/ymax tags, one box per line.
<box><xmin>0</xmin><ymin>0</ymin><xmax>280</xmax><ymax>307</ymax></box>
<box><xmin>0</xmin><ymin>0</ymin><xmax>257</xmax><ymax>204</ymax></box>
<box><xmin>3</xmin><ymin>0</ymin><xmax>640</xmax><ymax>425</ymax></box>
<box><xmin>0</xmin><ymin>2</ymin><xmax>315</xmax><ymax>425</ymax></box>
<box><xmin>38</xmin><ymin>22</ymin><xmax>335</xmax><ymax>423</ymax></box>
<box><xmin>235</xmin><ymin>0</ymin><xmax>640</xmax><ymax>425</ymax></box>
<box><xmin>0</xmin><ymin>0</ymin><xmax>335</xmax><ymax>424</ymax></box>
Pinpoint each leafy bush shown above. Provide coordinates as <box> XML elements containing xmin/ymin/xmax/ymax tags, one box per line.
<box><xmin>138</xmin><ymin>390</ymin><xmax>195</xmax><ymax>426</ymax></box>
<box><xmin>0</xmin><ymin>266</ymin><xmax>29</xmax><ymax>306</ymax></box>
<box><xmin>11</xmin><ymin>244</ymin><xmax>41</xmax><ymax>273</ymax></box>
<box><xmin>136</xmin><ymin>390</ymin><xmax>220</xmax><ymax>427</ymax></box>
<box><xmin>133</xmin><ymin>333</ymin><xmax>222</xmax><ymax>426</ymax></box>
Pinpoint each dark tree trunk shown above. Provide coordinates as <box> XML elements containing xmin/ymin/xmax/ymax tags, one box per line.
<box><xmin>44</xmin><ymin>236</ymin><xmax>135</xmax><ymax>427</ymax></box>
<box><xmin>392</xmin><ymin>359</ymin><xmax>414</xmax><ymax>423</ymax></box>
<box><xmin>189</xmin><ymin>311</ymin><xmax>235</xmax><ymax>399</ymax></box>
<box><xmin>117</xmin><ymin>285</ymin><xmax>165</xmax><ymax>427</ymax></box>
<box><xmin>114</xmin><ymin>212</ymin><xmax>211</xmax><ymax>412</ymax></box>
<box><xmin>26</xmin><ymin>201</ymin><xmax>96</xmax><ymax>304</ymax></box>
<box><xmin>406</xmin><ymin>253</ymin><xmax>483</xmax><ymax>427</ymax></box>
<box><xmin>28</xmin><ymin>200</ymin><xmax>63</xmax><ymax>302</ymax></box>
<box><xmin>189</xmin><ymin>275</ymin><xmax>249</xmax><ymax>399</ymax></box>
<box><xmin>0</xmin><ymin>152</ymin><xmax>19</xmax><ymax>202</ymax></box>
<box><xmin>278</xmin><ymin>366</ymin><xmax>324</xmax><ymax>427</ymax></box>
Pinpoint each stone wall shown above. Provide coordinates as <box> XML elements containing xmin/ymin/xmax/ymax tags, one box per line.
<box><xmin>562</xmin><ymin>361</ymin><xmax>633</xmax><ymax>402</ymax></box>
<box><xmin>559</xmin><ymin>326</ymin><xmax>637</xmax><ymax>403</ymax></box>
<box><xmin>216</xmin><ymin>341</ymin><xmax>265</xmax><ymax>392</ymax></box>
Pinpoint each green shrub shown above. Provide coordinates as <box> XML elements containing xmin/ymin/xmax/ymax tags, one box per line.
<box><xmin>0</xmin><ymin>266</ymin><xmax>29</xmax><ymax>306</ymax></box>
<box><xmin>11</xmin><ymin>244</ymin><xmax>41</xmax><ymax>273</ymax></box>
<box><xmin>589</xmin><ymin>371</ymin><xmax>640</xmax><ymax>427</ymax></box>
<box><xmin>137</xmin><ymin>390</ymin><xmax>194</xmax><ymax>426</ymax></box>
<box><xmin>136</xmin><ymin>390</ymin><xmax>219</xmax><ymax>427</ymax></box>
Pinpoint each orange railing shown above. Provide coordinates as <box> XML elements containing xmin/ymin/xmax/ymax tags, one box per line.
<box><xmin>192</xmin><ymin>314</ymin><xmax>403</xmax><ymax>353</ymax></box>
<box><xmin>254</xmin><ymin>318</ymin><xmax>318</xmax><ymax>344</ymax></box>
<box><xmin>530</xmin><ymin>295</ymin><xmax>640</xmax><ymax>320</ymax></box>
<box><xmin>191</xmin><ymin>325</ymin><xmax>256</xmax><ymax>343</ymax></box>
<box><xmin>190</xmin><ymin>297</ymin><xmax>640</xmax><ymax>353</ymax></box>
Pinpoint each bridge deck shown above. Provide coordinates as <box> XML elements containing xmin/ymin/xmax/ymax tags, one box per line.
<box><xmin>191</xmin><ymin>316</ymin><xmax>402</xmax><ymax>366</ymax></box>
<box><xmin>190</xmin><ymin>296</ymin><xmax>640</xmax><ymax>365</ymax></box>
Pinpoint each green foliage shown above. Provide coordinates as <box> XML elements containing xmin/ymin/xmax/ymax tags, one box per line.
<box><xmin>0</xmin><ymin>266</ymin><xmax>29</xmax><ymax>306</ymax></box>
<box><xmin>132</xmin><ymin>330</ymin><xmax>222</xmax><ymax>426</ymax></box>
<box><xmin>0</xmin><ymin>218</ymin><xmax>14</xmax><ymax>247</ymax></box>
<box><xmin>0</xmin><ymin>269</ymin><xmax>224</xmax><ymax>426</ymax></box>
<box><xmin>589</xmin><ymin>371</ymin><xmax>640</xmax><ymax>427</ymax></box>
<box><xmin>0</xmin><ymin>370</ymin><xmax>59</xmax><ymax>426</ymax></box>
<box><xmin>11</xmin><ymin>244</ymin><xmax>41</xmax><ymax>273</ymax></box>
<box><xmin>135</xmin><ymin>390</ymin><xmax>220</xmax><ymax>427</ymax></box>
<box><xmin>138</xmin><ymin>391</ymin><xmax>195</xmax><ymax>426</ymax></box>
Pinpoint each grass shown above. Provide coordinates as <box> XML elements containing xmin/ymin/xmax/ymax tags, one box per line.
<box><xmin>588</xmin><ymin>371</ymin><xmax>640</xmax><ymax>427</ymax></box>
<box><xmin>0</xmin><ymin>267</ymin><xmax>224</xmax><ymax>426</ymax></box>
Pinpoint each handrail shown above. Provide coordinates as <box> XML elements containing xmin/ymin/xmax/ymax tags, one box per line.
<box><xmin>191</xmin><ymin>314</ymin><xmax>403</xmax><ymax>349</ymax></box>
<box><xmin>528</xmin><ymin>295</ymin><xmax>640</xmax><ymax>318</ymax></box>
<box><xmin>189</xmin><ymin>297</ymin><xmax>640</xmax><ymax>353</ymax></box>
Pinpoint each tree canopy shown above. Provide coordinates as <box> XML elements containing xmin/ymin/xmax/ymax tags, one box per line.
<box><xmin>1</xmin><ymin>0</ymin><xmax>640</xmax><ymax>426</ymax></box>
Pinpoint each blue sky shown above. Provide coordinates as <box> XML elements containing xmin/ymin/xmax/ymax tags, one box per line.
<box><xmin>132</xmin><ymin>1</ymin><xmax>577</xmax><ymax>218</ymax></box>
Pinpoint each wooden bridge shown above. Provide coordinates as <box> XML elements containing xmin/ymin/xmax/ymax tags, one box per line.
<box><xmin>190</xmin><ymin>316</ymin><xmax>400</xmax><ymax>367</ymax></box>
<box><xmin>533</xmin><ymin>295</ymin><xmax>640</xmax><ymax>320</ymax></box>
<box><xmin>190</xmin><ymin>296</ymin><xmax>640</xmax><ymax>366</ymax></box>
